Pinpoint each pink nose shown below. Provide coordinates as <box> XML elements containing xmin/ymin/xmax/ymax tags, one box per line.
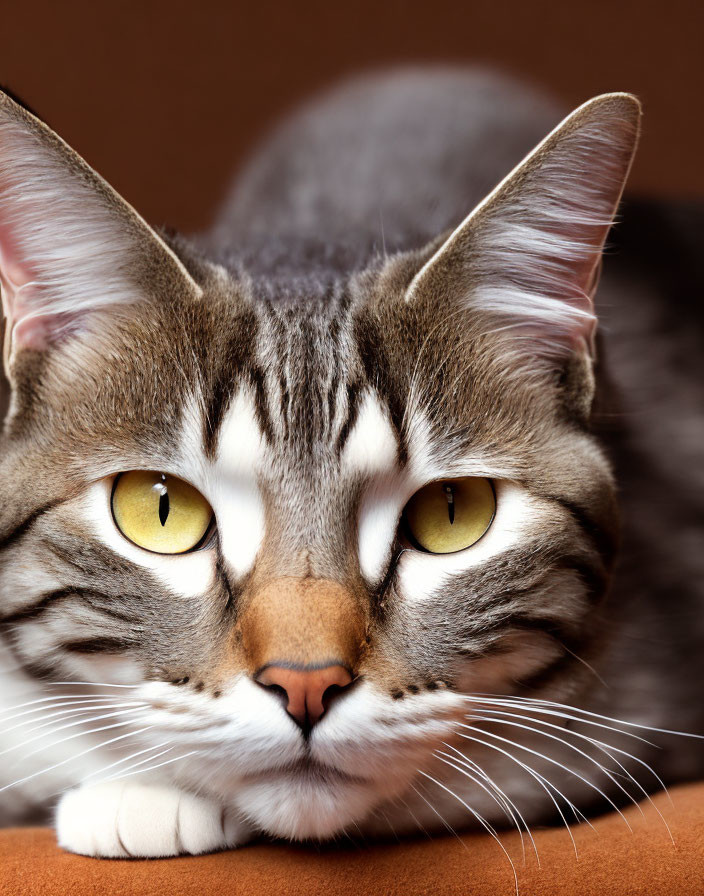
<box><xmin>256</xmin><ymin>664</ymin><xmax>353</xmax><ymax>729</ymax></box>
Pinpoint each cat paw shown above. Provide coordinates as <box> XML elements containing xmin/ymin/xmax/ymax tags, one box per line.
<box><xmin>56</xmin><ymin>781</ymin><xmax>251</xmax><ymax>858</ymax></box>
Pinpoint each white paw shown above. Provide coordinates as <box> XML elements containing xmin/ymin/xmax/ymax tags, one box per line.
<box><xmin>56</xmin><ymin>781</ymin><xmax>251</xmax><ymax>858</ymax></box>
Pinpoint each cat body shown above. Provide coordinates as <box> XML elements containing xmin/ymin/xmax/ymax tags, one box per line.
<box><xmin>0</xmin><ymin>69</ymin><xmax>702</xmax><ymax>857</ymax></box>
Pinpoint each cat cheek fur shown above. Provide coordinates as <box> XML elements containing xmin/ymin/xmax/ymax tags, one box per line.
<box><xmin>2</xmin><ymin>70</ymin><xmax>683</xmax><ymax>856</ymax></box>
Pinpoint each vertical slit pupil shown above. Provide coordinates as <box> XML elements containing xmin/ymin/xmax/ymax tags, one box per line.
<box><xmin>159</xmin><ymin>489</ymin><xmax>170</xmax><ymax>526</ymax></box>
<box><xmin>444</xmin><ymin>484</ymin><xmax>455</xmax><ymax>525</ymax></box>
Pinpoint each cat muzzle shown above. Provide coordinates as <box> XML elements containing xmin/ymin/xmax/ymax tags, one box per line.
<box><xmin>238</xmin><ymin>576</ymin><xmax>366</xmax><ymax>729</ymax></box>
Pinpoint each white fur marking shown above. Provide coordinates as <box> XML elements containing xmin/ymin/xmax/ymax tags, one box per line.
<box><xmin>346</xmin><ymin>392</ymin><xmax>401</xmax><ymax>582</ymax></box>
<box><xmin>56</xmin><ymin>781</ymin><xmax>240</xmax><ymax>858</ymax></box>
<box><xmin>341</xmin><ymin>391</ymin><xmax>398</xmax><ymax>477</ymax></box>
<box><xmin>214</xmin><ymin>390</ymin><xmax>266</xmax><ymax>579</ymax></box>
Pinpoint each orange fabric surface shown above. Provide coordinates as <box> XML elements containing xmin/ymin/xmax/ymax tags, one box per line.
<box><xmin>1</xmin><ymin>784</ymin><xmax>703</xmax><ymax>896</ymax></box>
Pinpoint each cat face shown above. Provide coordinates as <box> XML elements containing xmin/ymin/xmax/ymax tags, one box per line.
<box><xmin>0</xmin><ymin>89</ymin><xmax>638</xmax><ymax>838</ymax></box>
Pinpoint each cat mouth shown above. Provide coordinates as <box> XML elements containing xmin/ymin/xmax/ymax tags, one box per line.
<box><xmin>242</xmin><ymin>758</ymin><xmax>368</xmax><ymax>787</ymax></box>
<box><xmin>234</xmin><ymin>757</ymin><xmax>380</xmax><ymax>841</ymax></box>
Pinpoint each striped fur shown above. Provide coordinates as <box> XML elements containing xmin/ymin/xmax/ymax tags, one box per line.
<box><xmin>0</xmin><ymin>70</ymin><xmax>701</xmax><ymax>856</ymax></box>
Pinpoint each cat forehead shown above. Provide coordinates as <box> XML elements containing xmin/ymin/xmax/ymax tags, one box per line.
<box><xmin>14</xmin><ymin>268</ymin><xmax>552</xmax><ymax>487</ymax></box>
<box><xmin>211</xmin><ymin>384</ymin><xmax>401</xmax><ymax>480</ymax></box>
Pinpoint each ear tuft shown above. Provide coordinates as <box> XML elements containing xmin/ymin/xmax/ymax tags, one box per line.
<box><xmin>0</xmin><ymin>91</ymin><xmax>200</xmax><ymax>366</ymax></box>
<box><xmin>407</xmin><ymin>93</ymin><xmax>641</xmax><ymax>363</ymax></box>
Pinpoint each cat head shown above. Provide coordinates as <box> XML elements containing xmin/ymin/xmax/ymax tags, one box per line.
<box><xmin>0</xmin><ymin>88</ymin><xmax>639</xmax><ymax>838</ymax></box>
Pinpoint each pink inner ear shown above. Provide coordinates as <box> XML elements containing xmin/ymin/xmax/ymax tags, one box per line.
<box><xmin>12</xmin><ymin>313</ymin><xmax>56</xmax><ymax>352</ymax></box>
<box><xmin>0</xmin><ymin>224</ymin><xmax>53</xmax><ymax>352</ymax></box>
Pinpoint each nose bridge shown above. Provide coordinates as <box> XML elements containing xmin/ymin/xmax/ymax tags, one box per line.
<box><xmin>258</xmin><ymin>445</ymin><xmax>357</xmax><ymax>585</ymax></box>
<box><xmin>238</xmin><ymin>577</ymin><xmax>367</xmax><ymax>675</ymax></box>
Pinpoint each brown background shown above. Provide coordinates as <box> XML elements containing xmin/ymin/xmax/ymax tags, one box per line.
<box><xmin>1</xmin><ymin>0</ymin><xmax>702</xmax><ymax>233</ymax></box>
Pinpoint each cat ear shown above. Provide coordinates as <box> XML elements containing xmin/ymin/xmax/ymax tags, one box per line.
<box><xmin>405</xmin><ymin>93</ymin><xmax>641</xmax><ymax>364</ymax></box>
<box><xmin>0</xmin><ymin>90</ymin><xmax>201</xmax><ymax>371</ymax></box>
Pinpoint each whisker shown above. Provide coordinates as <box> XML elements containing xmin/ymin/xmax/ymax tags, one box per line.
<box><xmin>372</xmin><ymin>806</ymin><xmax>403</xmax><ymax>844</ymax></box>
<box><xmin>392</xmin><ymin>793</ymin><xmax>433</xmax><ymax>840</ymax></box>
<box><xmin>409</xmin><ymin>780</ymin><xmax>467</xmax><ymax>847</ymax></box>
<box><xmin>348</xmin><ymin>818</ymin><xmax>370</xmax><ymax>847</ymax></box>
<box><xmin>97</xmin><ymin>750</ymin><xmax>199</xmax><ymax>785</ymax></box>
<box><xmin>468</xmin><ymin>694</ymin><xmax>704</xmax><ymax>739</ymax></box>
<box><xmin>0</xmin><ymin>726</ymin><xmax>154</xmax><ymax>793</ymax></box>
<box><xmin>471</xmin><ymin>705</ymin><xmax>675</xmax><ymax>817</ymax></box>
<box><xmin>456</xmin><ymin>722</ymin><xmax>633</xmax><ymax>830</ymax></box>
<box><xmin>469</xmin><ymin>712</ymin><xmax>646</xmax><ymax>818</ymax></box>
<box><xmin>81</xmin><ymin>742</ymin><xmax>171</xmax><ymax>784</ymax></box>
<box><xmin>467</xmin><ymin>696</ymin><xmax>658</xmax><ymax>747</ymax></box>
<box><xmin>445</xmin><ymin>736</ymin><xmax>585</xmax><ymax>857</ymax></box>
<box><xmin>47</xmin><ymin>681</ymin><xmax>141</xmax><ymax>689</ymax></box>
<box><xmin>435</xmin><ymin>750</ymin><xmax>533</xmax><ymax>865</ymax></box>
<box><xmin>2</xmin><ymin>701</ymin><xmax>146</xmax><ymax>739</ymax></box>
<box><xmin>0</xmin><ymin>693</ymin><xmax>137</xmax><ymax>722</ymax></box>
<box><xmin>96</xmin><ymin>746</ymin><xmax>176</xmax><ymax>784</ymax></box>
<box><xmin>3</xmin><ymin>708</ymin><xmax>147</xmax><ymax>761</ymax></box>
<box><xmin>449</xmin><ymin>752</ymin><xmax>529</xmax><ymax>850</ymax></box>
<box><xmin>417</xmin><ymin>772</ymin><xmax>519</xmax><ymax>896</ymax></box>
<box><xmin>559</xmin><ymin>644</ymin><xmax>609</xmax><ymax>687</ymax></box>
<box><xmin>437</xmin><ymin>746</ymin><xmax>540</xmax><ymax>865</ymax></box>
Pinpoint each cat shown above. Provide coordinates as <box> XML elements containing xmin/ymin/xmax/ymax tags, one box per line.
<box><xmin>0</xmin><ymin>67</ymin><xmax>702</xmax><ymax>861</ymax></box>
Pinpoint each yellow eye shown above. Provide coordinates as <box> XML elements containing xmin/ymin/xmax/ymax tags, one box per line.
<box><xmin>403</xmin><ymin>477</ymin><xmax>495</xmax><ymax>554</ymax></box>
<box><xmin>111</xmin><ymin>471</ymin><xmax>213</xmax><ymax>555</ymax></box>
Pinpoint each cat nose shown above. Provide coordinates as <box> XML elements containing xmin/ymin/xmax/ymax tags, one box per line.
<box><xmin>239</xmin><ymin>577</ymin><xmax>366</xmax><ymax>729</ymax></box>
<box><xmin>256</xmin><ymin>663</ymin><xmax>353</xmax><ymax>730</ymax></box>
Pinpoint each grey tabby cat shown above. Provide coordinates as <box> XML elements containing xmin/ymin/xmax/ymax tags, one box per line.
<box><xmin>0</xmin><ymin>69</ymin><xmax>702</xmax><ymax>860</ymax></box>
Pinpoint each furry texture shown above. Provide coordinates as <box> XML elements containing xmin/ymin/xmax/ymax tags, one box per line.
<box><xmin>0</xmin><ymin>93</ymin><xmax>198</xmax><ymax>357</ymax></box>
<box><xmin>409</xmin><ymin>101</ymin><xmax>639</xmax><ymax>362</ymax></box>
<box><xmin>0</xmin><ymin>69</ymin><xmax>701</xmax><ymax>858</ymax></box>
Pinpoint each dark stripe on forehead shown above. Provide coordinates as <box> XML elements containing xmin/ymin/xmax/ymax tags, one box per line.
<box><xmin>324</xmin><ymin>287</ymin><xmax>352</xmax><ymax>445</ymax></box>
<box><xmin>259</xmin><ymin>288</ymin><xmax>359</xmax><ymax>453</ymax></box>
<box><xmin>326</xmin><ymin>368</ymin><xmax>340</xmax><ymax>438</ymax></box>
<box><xmin>202</xmin><ymin>307</ymin><xmax>259</xmax><ymax>458</ymax></box>
<box><xmin>249</xmin><ymin>366</ymin><xmax>275</xmax><ymax>445</ymax></box>
<box><xmin>335</xmin><ymin>381</ymin><xmax>362</xmax><ymax>454</ymax></box>
<box><xmin>354</xmin><ymin>316</ymin><xmax>409</xmax><ymax>465</ymax></box>
<box><xmin>278</xmin><ymin>370</ymin><xmax>290</xmax><ymax>441</ymax></box>
<box><xmin>204</xmin><ymin>369</ymin><xmax>235</xmax><ymax>457</ymax></box>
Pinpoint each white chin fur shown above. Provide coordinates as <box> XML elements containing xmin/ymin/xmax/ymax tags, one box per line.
<box><xmin>233</xmin><ymin>773</ymin><xmax>380</xmax><ymax>841</ymax></box>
